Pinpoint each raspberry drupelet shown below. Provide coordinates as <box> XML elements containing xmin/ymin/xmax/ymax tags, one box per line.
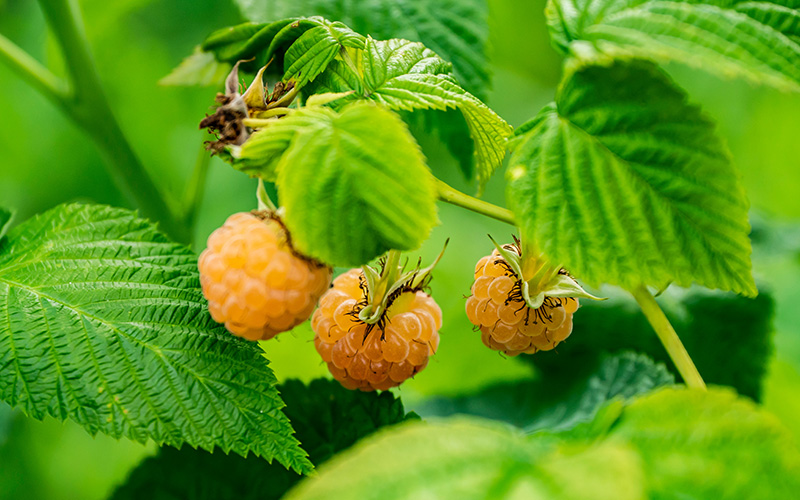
<box><xmin>312</xmin><ymin>269</ymin><xmax>441</xmax><ymax>391</ymax></box>
<box><xmin>199</xmin><ymin>211</ymin><xmax>332</xmax><ymax>341</ymax></box>
<box><xmin>466</xmin><ymin>247</ymin><xmax>579</xmax><ymax>356</ymax></box>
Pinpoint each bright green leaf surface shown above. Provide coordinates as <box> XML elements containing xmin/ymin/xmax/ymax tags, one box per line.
<box><xmin>233</xmin><ymin>0</ymin><xmax>491</xmax><ymax>99</ymax></box>
<box><xmin>546</xmin><ymin>0</ymin><xmax>800</xmax><ymax>91</ymax></box>
<box><xmin>609</xmin><ymin>387</ymin><xmax>800</xmax><ymax>498</ymax></box>
<box><xmin>0</xmin><ymin>204</ymin><xmax>310</xmax><ymax>473</ymax></box>
<box><xmin>276</xmin><ymin>103</ymin><xmax>438</xmax><ymax>266</ymax></box>
<box><xmin>110</xmin><ymin>378</ymin><xmax>416</xmax><ymax>500</ymax></box>
<box><xmin>282</xmin><ymin>21</ymin><xmax>365</xmax><ymax>88</ymax></box>
<box><xmin>416</xmin><ymin>352</ymin><xmax>673</xmax><ymax>431</ymax></box>
<box><xmin>508</xmin><ymin>59</ymin><xmax>756</xmax><ymax>295</ymax></box>
<box><xmin>313</xmin><ymin>38</ymin><xmax>511</xmax><ymax>191</ymax></box>
<box><xmin>284</xmin><ymin>418</ymin><xmax>645</xmax><ymax>500</ymax></box>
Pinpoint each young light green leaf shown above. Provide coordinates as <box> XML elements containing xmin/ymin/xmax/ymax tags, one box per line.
<box><xmin>609</xmin><ymin>387</ymin><xmax>800</xmax><ymax>498</ymax></box>
<box><xmin>507</xmin><ymin>59</ymin><xmax>756</xmax><ymax>296</ymax></box>
<box><xmin>231</xmin><ymin>106</ymin><xmax>335</xmax><ymax>181</ymax></box>
<box><xmin>0</xmin><ymin>207</ymin><xmax>12</xmax><ymax>240</ymax></box>
<box><xmin>282</xmin><ymin>21</ymin><xmax>365</xmax><ymax>88</ymax></box>
<box><xmin>284</xmin><ymin>417</ymin><xmax>645</xmax><ymax>500</ymax></box>
<box><xmin>232</xmin><ymin>0</ymin><xmax>491</xmax><ymax>98</ymax></box>
<box><xmin>276</xmin><ymin>103</ymin><xmax>438</xmax><ymax>266</ymax></box>
<box><xmin>110</xmin><ymin>378</ymin><xmax>417</xmax><ymax>500</ymax></box>
<box><xmin>546</xmin><ymin>0</ymin><xmax>800</xmax><ymax>91</ymax></box>
<box><xmin>159</xmin><ymin>47</ymin><xmax>232</xmax><ymax>87</ymax></box>
<box><xmin>0</xmin><ymin>204</ymin><xmax>311</xmax><ymax>473</ymax></box>
<box><xmin>313</xmin><ymin>38</ymin><xmax>511</xmax><ymax>192</ymax></box>
<box><xmin>416</xmin><ymin>352</ymin><xmax>673</xmax><ymax>431</ymax></box>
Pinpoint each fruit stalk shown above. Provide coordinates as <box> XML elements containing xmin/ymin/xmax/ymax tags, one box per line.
<box><xmin>631</xmin><ymin>283</ymin><xmax>707</xmax><ymax>390</ymax></box>
<box><xmin>434</xmin><ymin>179</ymin><xmax>515</xmax><ymax>226</ymax></box>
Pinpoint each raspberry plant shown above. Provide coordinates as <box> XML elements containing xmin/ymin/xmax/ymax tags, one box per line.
<box><xmin>1</xmin><ymin>0</ymin><xmax>800</xmax><ymax>498</ymax></box>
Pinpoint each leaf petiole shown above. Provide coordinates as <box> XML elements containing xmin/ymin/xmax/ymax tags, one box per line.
<box><xmin>630</xmin><ymin>284</ymin><xmax>706</xmax><ymax>390</ymax></box>
<box><xmin>434</xmin><ymin>178</ymin><xmax>515</xmax><ymax>226</ymax></box>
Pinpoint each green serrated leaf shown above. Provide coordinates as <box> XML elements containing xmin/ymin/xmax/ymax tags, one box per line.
<box><xmin>282</xmin><ymin>21</ymin><xmax>365</xmax><ymax>88</ymax></box>
<box><xmin>508</xmin><ymin>58</ymin><xmax>756</xmax><ymax>296</ymax></box>
<box><xmin>276</xmin><ymin>102</ymin><xmax>438</xmax><ymax>266</ymax></box>
<box><xmin>313</xmin><ymin>38</ymin><xmax>511</xmax><ymax>192</ymax></box>
<box><xmin>284</xmin><ymin>417</ymin><xmax>645</xmax><ymax>500</ymax></box>
<box><xmin>416</xmin><ymin>352</ymin><xmax>673</xmax><ymax>431</ymax></box>
<box><xmin>160</xmin><ymin>47</ymin><xmax>232</xmax><ymax>87</ymax></box>
<box><xmin>609</xmin><ymin>387</ymin><xmax>800</xmax><ymax>498</ymax></box>
<box><xmin>110</xmin><ymin>378</ymin><xmax>416</xmax><ymax>500</ymax></box>
<box><xmin>546</xmin><ymin>0</ymin><xmax>800</xmax><ymax>91</ymax></box>
<box><xmin>232</xmin><ymin>0</ymin><xmax>491</xmax><ymax>99</ymax></box>
<box><xmin>0</xmin><ymin>207</ymin><xmax>12</xmax><ymax>240</ymax></box>
<box><xmin>232</xmin><ymin>106</ymin><xmax>335</xmax><ymax>181</ymax></box>
<box><xmin>0</xmin><ymin>204</ymin><xmax>311</xmax><ymax>473</ymax></box>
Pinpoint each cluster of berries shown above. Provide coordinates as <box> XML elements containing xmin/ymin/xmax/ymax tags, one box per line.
<box><xmin>198</xmin><ymin>212</ymin><xmax>441</xmax><ymax>391</ymax></box>
<box><xmin>199</xmin><ymin>212</ymin><xmax>585</xmax><ymax>390</ymax></box>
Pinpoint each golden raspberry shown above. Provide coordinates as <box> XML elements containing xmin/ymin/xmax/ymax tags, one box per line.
<box><xmin>312</xmin><ymin>269</ymin><xmax>441</xmax><ymax>391</ymax></box>
<box><xmin>466</xmin><ymin>249</ymin><xmax>579</xmax><ymax>356</ymax></box>
<box><xmin>198</xmin><ymin>211</ymin><xmax>332</xmax><ymax>340</ymax></box>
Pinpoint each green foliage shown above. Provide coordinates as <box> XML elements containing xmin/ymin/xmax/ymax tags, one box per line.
<box><xmin>546</xmin><ymin>0</ymin><xmax>800</xmax><ymax>91</ymax></box>
<box><xmin>416</xmin><ymin>352</ymin><xmax>673</xmax><ymax>431</ymax></box>
<box><xmin>0</xmin><ymin>207</ymin><xmax>12</xmax><ymax>240</ymax></box>
<box><xmin>284</xmin><ymin>418</ymin><xmax>645</xmax><ymax>500</ymax></box>
<box><xmin>160</xmin><ymin>47</ymin><xmax>232</xmax><ymax>86</ymax></box>
<box><xmin>281</xmin><ymin>20</ymin><xmax>365</xmax><ymax>88</ymax></box>
<box><xmin>310</xmin><ymin>37</ymin><xmax>511</xmax><ymax>190</ymax></box>
<box><xmin>0</xmin><ymin>204</ymin><xmax>310</xmax><ymax>473</ymax></box>
<box><xmin>275</xmin><ymin>103</ymin><xmax>438</xmax><ymax>266</ymax></box>
<box><xmin>527</xmin><ymin>288</ymin><xmax>774</xmax><ymax>400</ymax></box>
<box><xmin>231</xmin><ymin>0</ymin><xmax>491</xmax><ymax>99</ymax></box>
<box><xmin>508</xmin><ymin>58</ymin><xmax>756</xmax><ymax>295</ymax></box>
<box><xmin>110</xmin><ymin>378</ymin><xmax>417</xmax><ymax>500</ymax></box>
<box><xmin>608</xmin><ymin>387</ymin><xmax>800</xmax><ymax>498</ymax></box>
<box><xmin>188</xmin><ymin>5</ymin><xmax>499</xmax><ymax>185</ymax></box>
<box><xmin>286</xmin><ymin>388</ymin><xmax>800</xmax><ymax>500</ymax></box>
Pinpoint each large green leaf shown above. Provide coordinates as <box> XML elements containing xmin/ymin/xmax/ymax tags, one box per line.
<box><xmin>276</xmin><ymin>102</ymin><xmax>438</xmax><ymax>266</ymax></box>
<box><xmin>608</xmin><ymin>387</ymin><xmax>800</xmax><ymax>498</ymax></box>
<box><xmin>416</xmin><ymin>352</ymin><xmax>673</xmax><ymax>431</ymax></box>
<box><xmin>232</xmin><ymin>0</ymin><xmax>491</xmax><ymax>99</ymax></box>
<box><xmin>312</xmin><ymin>38</ymin><xmax>511</xmax><ymax>191</ymax></box>
<box><xmin>546</xmin><ymin>0</ymin><xmax>800</xmax><ymax>91</ymax></box>
<box><xmin>285</xmin><ymin>388</ymin><xmax>800</xmax><ymax>499</ymax></box>
<box><xmin>526</xmin><ymin>287</ymin><xmax>774</xmax><ymax>400</ymax></box>
<box><xmin>284</xmin><ymin>418</ymin><xmax>645</xmax><ymax>500</ymax></box>
<box><xmin>110</xmin><ymin>378</ymin><xmax>416</xmax><ymax>500</ymax></box>
<box><xmin>507</xmin><ymin>58</ymin><xmax>756</xmax><ymax>295</ymax></box>
<box><xmin>0</xmin><ymin>204</ymin><xmax>310</xmax><ymax>473</ymax></box>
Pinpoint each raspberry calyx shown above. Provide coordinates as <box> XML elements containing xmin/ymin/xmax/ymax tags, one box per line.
<box><xmin>312</xmin><ymin>245</ymin><xmax>447</xmax><ymax>391</ymax></box>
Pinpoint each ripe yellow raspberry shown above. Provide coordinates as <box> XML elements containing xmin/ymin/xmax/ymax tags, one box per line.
<box><xmin>199</xmin><ymin>211</ymin><xmax>332</xmax><ymax>341</ymax></box>
<box><xmin>466</xmin><ymin>248</ymin><xmax>579</xmax><ymax>356</ymax></box>
<box><xmin>312</xmin><ymin>269</ymin><xmax>441</xmax><ymax>391</ymax></box>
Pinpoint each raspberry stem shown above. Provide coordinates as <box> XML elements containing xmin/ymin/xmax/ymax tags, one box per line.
<box><xmin>434</xmin><ymin>179</ymin><xmax>515</xmax><ymax>226</ymax></box>
<box><xmin>631</xmin><ymin>284</ymin><xmax>707</xmax><ymax>390</ymax></box>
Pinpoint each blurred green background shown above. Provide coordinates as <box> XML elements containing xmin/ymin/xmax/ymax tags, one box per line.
<box><xmin>1</xmin><ymin>0</ymin><xmax>800</xmax><ymax>498</ymax></box>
